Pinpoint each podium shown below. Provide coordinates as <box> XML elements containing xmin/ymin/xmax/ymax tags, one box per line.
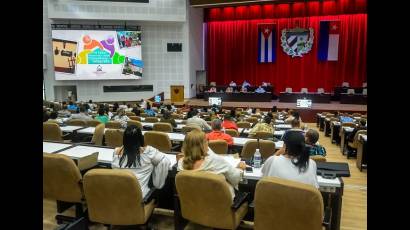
<box><xmin>171</xmin><ymin>85</ymin><xmax>184</xmax><ymax>103</ymax></box>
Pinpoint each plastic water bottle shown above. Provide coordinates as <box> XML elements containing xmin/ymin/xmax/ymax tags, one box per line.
<box><xmin>253</xmin><ymin>149</ymin><xmax>262</xmax><ymax>168</ymax></box>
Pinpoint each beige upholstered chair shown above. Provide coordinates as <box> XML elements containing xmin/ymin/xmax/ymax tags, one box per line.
<box><xmin>43</xmin><ymin>153</ymin><xmax>85</xmax><ymax>222</ymax></box>
<box><xmin>225</xmin><ymin>129</ymin><xmax>239</xmax><ymax>137</ymax></box>
<box><xmin>176</xmin><ymin>171</ymin><xmax>248</xmax><ymax>229</ymax></box>
<box><xmin>301</xmin><ymin>88</ymin><xmax>308</xmax><ymax>93</ymax></box>
<box><xmin>126</xmin><ymin>112</ymin><xmax>136</xmax><ymax>117</ymax></box>
<box><xmin>86</xmin><ymin>120</ymin><xmax>101</xmax><ymax>127</ymax></box>
<box><xmin>171</xmin><ymin>113</ymin><xmax>182</xmax><ymax>120</ymax></box>
<box><xmin>66</xmin><ymin>119</ymin><xmax>87</xmax><ymax>126</ymax></box>
<box><xmin>127</xmin><ymin>120</ymin><xmax>143</xmax><ymax>130</ymax></box>
<box><xmin>342</xmin><ymin>82</ymin><xmax>350</xmax><ymax>87</ymax></box>
<box><xmin>43</xmin><ymin>122</ymin><xmax>63</xmax><ymax>141</ymax></box>
<box><xmin>144</xmin><ymin>131</ymin><xmax>172</xmax><ymax>152</ymax></box>
<box><xmin>182</xmin><ymin>125</ymin><xmax>202</xmax><ymax>134</ymax></box>
<box><xmin>140</xmin><ymin>113</ymin><xmax>148</xmax><ymax>118</ymax></box>
<box><xmin>105</xmin><ymin>129</ymin><xmax>124</xmax><ymax>148</ymax></box>
<box><xmin>241</xmin><ymin>139</ymin><xmax>275</xmax><ymax>160</ymax></box>
<box><xmin>252</xmin><ymin>131</ymin><xmax>273</xmax><ymax>140</ymax></box>
<box><xmin>310</xmin><ymin>155</ymin><xmax>327</xmax><ymax>162</ymax></box>
<box><xmin>145</xmin><ymin>117</ymin><xmax>159</xmax><ymax>123</ymax></box>
<box><xmin>105</xmin><ymin>121</ymin><xmax>122</xmax><ymax>129</ymax></box>
<box><xmin>237</xmin><ymin>121</ymin><xmax>251</xmax><ymax>129</ymax></box>
<box><xmin>83</xmin><ymin>169</ymin><xmax>156</xmax><ymax>227</ymax></box>
<box><xmin>91</xmin><ymin>124</ymin><xmax>105</xmax><ymax>146</ymax></box>
<box><xmin>348</xmin><ymin>130</ymin><xmax>367</xmax><ymax>149</ymax></box>
<box><xmin>254</xmin><ymin>177</ymin><xmax>324</xmax><ymax>230</ymax></box>
<box><xmin>129</xmin><ymin>116</ymin><xmax>142</xmax><ymax>121</ymax></box>
<box><xmin>208</xmin><ymin>140</ymin><xmax>228</xmax><ymax>155</ymax></box>
<box><xmin>352</xmin><ymin>113</ymin><xmax>362</xmax><ymax>117</ymax></box>
<box><xmin>245</xmin><ymin>117</ymin><xmax>259</xmax><ymax>124</ymax></box>
<box><xmin>153</xmin><ymin>122</ymin><xmax>173</xmax><ymax>133</ymax></box>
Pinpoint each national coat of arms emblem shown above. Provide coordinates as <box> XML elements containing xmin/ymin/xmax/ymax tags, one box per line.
<box><xmin>281</xmin><ymin>27</ymin><xmax>314</xmax><ymax>57</ymax></box>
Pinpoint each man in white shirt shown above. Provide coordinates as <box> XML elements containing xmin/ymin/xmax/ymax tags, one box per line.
<box><xmin>69</xmin><ymin>106</ymin><xmax>93</xmax><ymax>121</ymax></box>
<box><xmin>186</xmin><ymin>110</ymin><xmax>212</xmax><ymax>131</ymax></box>
<box><xmin>255</xmin><ymin>86</ymin><xmax>266</xmax><ymax>93</ymax></box>
<box><xmin>229</xmin><ymin>81</ymin><xmax>237</xmax><ymax>87</ymax></box>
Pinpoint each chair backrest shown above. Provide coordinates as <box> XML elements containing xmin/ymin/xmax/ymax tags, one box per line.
<box><xmin>347</xmin><ymin>88</ymin><xmax>355</xmax><ymax>94</ymax></box>
<box><xmin>254</xmin><ymin>177</ymin><xmax>323</xmax><ymax>230</ymax></box>
<box><xmin>209</xmin><ymin>81</ymin><xmax>216</xmax><ymax>86</ymax></box>
<box><xmin>310</xmin><ymin>155</ymin><xmax>327</xmax><ymax>162</ymax></box>
<box><xmin>43</xmin><ymin>153</ymin><xmax>83</xmax><ymax>203</ymax></box>
<box><xmin>83</xmin><ymin>169</ymin><xmax>151</xmax><ymax>225</ymax></box>
<box><xmin>125</xmin><ymin>112</ymin><xmax>136</xmax><ymax>117</ymax></box>
<box><xmin>145</xmin><ymin>117</ymin><xmax>159</xmax><ymax>123</ymax></box>
<box><xmin>300</xmin><ymin>88</ymin><xmax>308</xmax><ymax>93</ymax></box>
<box><xmin>317</xmin><ymin>88</ymin><xmax>324</xmax><ymax>94</ymax></box>
<box><xmin>245</xmin><ymin>117</ymin><xmax>259</xmax><ymax>124</ymax></box>
<box><xmin>86</xmin><ymin>120</ymin><xmax>102</xmax><ymax>127</ymax></box>
<box><xmin>251</xmin><ymin>114</ymin><xmax>262</xmax><ymax>119</ymax></box>
<box><xmin>362</xmin><ymin>82</ymin><xmax>367</xmax><ymax>87</ymax></box>
<box><xmin>104</xmin><ymin>129</ymin><xmax>124</xmax><ymax>148</ymax></box>
<box><xmin>153</xmin><ymin>122</ymin><xmax>173</xmax><ymax>133</ymax></box>
<box><xmin>144</xmin><ymin>131</ymin><xmax>172</xmax><ymax>152</ymax></box>
<box><xmin>285</xmin><ymin>87</ymin><xmax>292</xmax><ymax>93</ymax></box>
<box><xmin>235</xmin><ymin>108</ymin><xmax>244</xmax><ymax>112</ymax></box>
<box><xmin>241</xmin><ymin>139</ymin><xmax>276</xmax><ymax>159</ymax></box>
<box><xmin>225</xmin><ymin>129</ymin><xmax>239</xmax><ymax>137</ymax></box>
<box><xmin>351</xmin><ymin>130</ymin><xmax>367</xmax><ymax>148</ymax></box>
<box><xmin>66</xmin><ymin>119</ymin><xmax>87</xmax><ymax>126</ymax></box>
<box><xmin>342</xmin><ymin>82</ymin><xmax>349</xmax><ymax>87</ymax></box>
<box><xmin>208</xmin><ymin>140</ymin><xmax>228</xmax><ymax>155</ymax></box>
<box><xmin>43</xmin><ymin>122</ymin><xmax>63</xmax><ymax>141</ymax></box>
<box><xmin>237</xmin><ymin>121</ymin><xmax>251</xmax><ymax>129</ymax></box>
<box><xmin>175</xmin><ymin>171</ymin><xmax>239</xmax><ymax>229</ymax></box>
<box><xmin>352</xmin><ymin>113</ymin><xmax>362</xmax><ymax>117</ymax></box>
<box><xmin>91</xmin><ymin>124</ymin><xmax>105</xmax><ymax>146</ymax></box>
<box><xmin>129</xmin><ymin>116</ymin><xmax>141</xmax><ymax>121</ymax></box>
<box><xmin>253</xmin><ymin>131</ymin><xmax>273</xmax><ymax>140</ymax></box>
<box><xmin>182</xmin><ymin>125</ymin><xmax>202</xmax><ymax>134</ymax></box>
<box><xmin>140</xmin><ymin>113</ymin><xmax>148</xmax><ymax>118</ymax></box>
<box><xmin>342</xmin><ymin>122</ymin><xmax>356</xmax><ymax>128</ymax></box>
<box><xmin>105</xmin><ymin>121</ymin><xmax>122</xmax><ymax>129</ymax></box>
<box><xmin>171</xmin><ymin>113</ymin><xmax>182</xmax><ymax>119</ymax></box>
<box><xmin>127</xmin><ymin>120</ymin><xmax>143</xmax><ymax>129</ymax></box>
<box><xmin>362</xmin><ymin>88</ymin><xmax>367</xmax><ymax>95</ymax></box>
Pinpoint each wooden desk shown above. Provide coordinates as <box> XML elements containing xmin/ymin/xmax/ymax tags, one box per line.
<box><xmin>340</xmin><ymin>93</ymin><xmax>367</xmax><ymax>105</ymax></box>
<box><xmin>330</xmin><ymin>121</ymin><xmax>341</xmax><ymax>144</ymax></box>
<box><xmin>204</xmin><ymin>92</ymin><xmax>272</xmax><ymax>102</ymax></box>
<box><xmin>356</xmin><ymin>134</ymin><xmax>367</xmax><ymax>171</ymax></box>
<box><xmin>279</xmin><ymin>92</ymin><xmax>331</xmax><ymax>103</ymax></box>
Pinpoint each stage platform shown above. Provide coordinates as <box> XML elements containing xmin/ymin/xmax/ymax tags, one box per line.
<box><xmin>165</xmin><ymin>99</ymin><xmax>367</xmax><ymax>123</ymax></box>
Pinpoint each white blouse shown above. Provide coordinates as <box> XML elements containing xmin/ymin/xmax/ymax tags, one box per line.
<box><xmin>261</xmin><ymin>155</ymin><xmax>319</xmax><ymax>188</ymax></box>
<box><xmin>177</xmin><ymin>148</ymin><xmax>242</xmax><ymax>200</ymax></box>
<box><xmin>111</xmin><ymin>146</ymin><xmax>171</xmax><ymax>198</ymax></box>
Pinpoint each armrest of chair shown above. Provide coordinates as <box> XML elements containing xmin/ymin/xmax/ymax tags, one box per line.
<box><xmin>322</xmin><ymin>206</ymin><xmax>332</xmax><ymax>229</ymax></box>
<box><xmin>231</xmin><ymin>191</ymin><xmax>249</xmax><ymax>210</ymax></box>
<box><xmin>142</xmin><ymin>188</ymin><xmax>157</xmax><ymax>204</ymax></box>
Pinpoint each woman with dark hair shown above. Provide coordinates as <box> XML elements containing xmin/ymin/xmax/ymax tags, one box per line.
<box><xmin>144</xmin><ymin>102</ymin><xmax>156</xmax><ymax>117</ymax></box>
<box><xmin>112</xmin><ymin>125</ymin><xmax>171</xmax><ymax>197</ymax></box>
<box><xmin>95</xmin><ymin>107</ymin><xmax>109</xmax><ymax>124</ymax></box>
<box><xmin>262</xmin><ymin>131</ymin><xmax>318</xmax><ymax>188</ymax></box>
<box><xmin>113</xmin><ymin>102</ymin><xmax>119</xmax><ymax>113</ymax></box>
<box><xmin>271</xmin><ymin>106</ymin><xmax>278</xmax><ymax>113</ymax></box>
<box><xmin>160</xmin><ymin>111</ymin><xmax>177</xmax><ymax>128</ymax></box>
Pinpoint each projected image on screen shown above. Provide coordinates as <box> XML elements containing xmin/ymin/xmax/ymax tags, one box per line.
<box><xmin>51</xmin><ymin>29</ymin><xmax>143</xmax><ymax>80</ymax></box>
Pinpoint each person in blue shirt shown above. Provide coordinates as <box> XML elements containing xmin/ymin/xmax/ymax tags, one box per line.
<box><xmin>144</xmin><ymin>102</ymin><xmax>156</xmax><ymax>117</ymax></box>
<box><xmin>67</xmin><ymin>101</ymin><xmax>78</xmax><ymax>111</ymax></box>
<box><xmin>242</xmin><ymin>80</ymin><xmax>251</xmax><ymax>88</ymax></box>
<box><xmin>255</xmin><ymin>86</ymin><xmax>266</xmax><ymax>93</ymax></box>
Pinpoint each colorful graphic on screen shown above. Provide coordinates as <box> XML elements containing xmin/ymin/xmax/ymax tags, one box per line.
<box><xmin>51</xmin><ymin>30</ymin><xmax>143</xmax><ymax>80</ymax></box>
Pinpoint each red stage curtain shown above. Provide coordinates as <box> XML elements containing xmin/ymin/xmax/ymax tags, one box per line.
<box><xmin>206</xmin><ymin>14</ymin><xmax>367</xmax><ymax>93</ymax></box>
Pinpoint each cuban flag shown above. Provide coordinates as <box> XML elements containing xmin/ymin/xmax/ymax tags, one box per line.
<box><xmin>258</xmin><ymin>24</ymin><xmax>276</xmax><ymax>63</ymax></box>
<box><xmin>318</xmin><ymin>21</ymin><xmax>340</xmax><ymax>61</ymax></box>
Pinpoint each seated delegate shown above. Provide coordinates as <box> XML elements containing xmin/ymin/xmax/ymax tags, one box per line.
<box><xmin>177</xmin><ymin>130</ymin><xmax>246</xmax><ymax>200</ymax></box>
<box><xmin>206</xmin><ymin>119</ymin><xmax>234</xmax><ymax>145</ymax></box>
<box><xmin>262</xmin><ymin>131</ymin><xmax>319</xmax><ymax>188</ymax></box>
<box><xmin>112</xmin><ymin>125</ymin><xmax>171</xmax><ymax>197</ymax></box>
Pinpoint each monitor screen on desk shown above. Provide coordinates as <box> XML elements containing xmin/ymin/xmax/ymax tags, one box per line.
<box><xmin>296</xmin><ymin>99</ymin><xmax>312</xmax><ymax>108</ymax></box>
<box><xmin>209</xmin><ymin>97</ymin><xmax>222</xmax><ymax>106</ymax></box>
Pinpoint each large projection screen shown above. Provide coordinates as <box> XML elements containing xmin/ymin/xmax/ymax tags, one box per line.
<box><xmin>51</xmin><ymin>29</ymin><xmax>143</xmax><ymax>80</ymax></box>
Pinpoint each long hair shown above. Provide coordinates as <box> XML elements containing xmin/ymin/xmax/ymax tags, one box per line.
<box><xmin>119</xmin><ymin>125</ymin><xmax>144</xmax><ymax>168</ymax></box>
<box><xmin>182</xmin><ymin>130</ymin><xmax>208</xmax><ymax>170</ymax></box>
<box><xmin>284</xmin><ymin>131</ymin><xmax>310</xmax><ymax>173</ymax></box>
